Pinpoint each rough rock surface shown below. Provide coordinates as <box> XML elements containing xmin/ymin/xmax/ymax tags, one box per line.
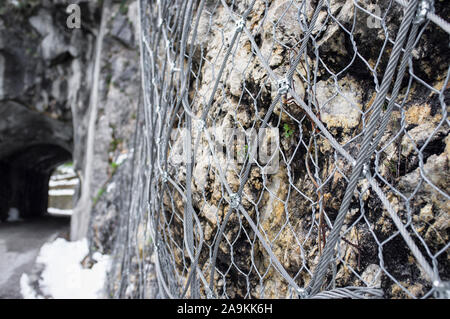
<box><xmin>156</xmin><ymin>0</ymin><xmax>449</xmax><ymax>298</ymax></box>
<box><xmin>0</xmin><ymin>0</ymin><xmax>149</xmax><ymax>298</ymax></box>
<box><xmin>1</xmin><ymin>0</ymin><xmax>448</xmax><ymax>300</ymax></box>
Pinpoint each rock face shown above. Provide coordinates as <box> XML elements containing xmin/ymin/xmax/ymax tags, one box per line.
<box><xmin>0</xmin><ymin>0</ymin><xmax>139</xmax><ymax>223</ymax></box>
<box><xmin>1</xmin><ymin>0</ymin><xmax>448</xmax><ymax>300</ymax></box>
<box><xmin>0</xmin><ymin>0</ymin><xmax>99</xmax><ymax>220</ymax></box>
<box><xmin>0</xmin><ymin>0</ymin><xmax>146</xmax><ymax>296</ymax></box>
<box><xmin>129</xmin><ymin>0</ymin><xmax>449</xmax><ymax>299</ymax></box>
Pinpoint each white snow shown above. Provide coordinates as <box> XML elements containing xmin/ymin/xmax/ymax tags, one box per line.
<box><xmin>116</xmin><ymin>152</ymin><xmax>128</xmax><ymax>165</ymax></box>
<box><xmin>106</xmin><ymin>182</ymin><xmax>116</xmax><ymax>193</ymax></box>
<box><xmin>48</xmin><ymin>189</ymin><xmax>75</xmax><ymax>196</ymax></box>
<box><xmin>55</xmin><ymin>165</ymin><xmax>76</xmax><ymax>176</ymax></box>
<box><xmin>20</xmin><ymin>238</ymin><xmax>111</xmax><ymax>299</ymax></box>
<box><xmin>6</xmin><ymin>207</ymin><xmax>22</xmax><ymax>222</ymax></box>
<box><xmin>49</xmin><ymin>178</ymin><xmax>79</xmax><ymax>187</ymax></box>
<box><xmin>50</xmin><ymin>173</ymin><xmax>77</xmax><ymax>180</ymax></box>
<box><xmin>47</xmin><ymin>207</ymin><xmax>73</xmax><ymax>216</ymax></box>
<box><xmin>20</xmin><ymin>274</ymin><xmax>43</xmax><ymax>299</ymax></box>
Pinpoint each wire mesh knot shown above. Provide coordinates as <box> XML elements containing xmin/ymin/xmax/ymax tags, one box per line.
<box><xmin>296</xmin><ymin>288</ymin><xmax>308</xmax><ymax>299</ymax></box>
<box><xmin>277</xmin><ymin>78</ymin><xmax>291</xmax><ymax>95</ymax></box>
<box><xmin>196</xmin><ymin>119</ymin><xmax>206</xmax><ymax>131</ymax></box>
<box><xmin>433</xmin><ymin>281</ymin><xmax>450</xmax><ymax>299</ymax></box>
<box><xmin>362</xmin><ymin>163</ymin><xmax>370</xmax><ymax>177</ymax></box>
<box><xmin>235</xmin><ymin>19</ymin><xmax>245</xmax><ymax>32</ymax></box>
<box><xmin>161</xmin><ymin>171</ymin><xmax>168</xmax><ymax>183</ymax></box>
<box><xmin>414</xmin><ymin>0</ymin><xmax>434</xmax><ymax>25</ymax></box>
<box><xmin>229</xmin><ymin>193</ymin><xmax>241</xmax><ymax>209</ymax></box>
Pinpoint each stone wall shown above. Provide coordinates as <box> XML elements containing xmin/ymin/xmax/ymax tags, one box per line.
<box><xmin>136</xmin><ymin>0</ymin><xmax>449</xmax><ymax>298</ymax></box>
<box><xmin>1</xmin><ymin>0</ymin><xmax>448</xmax><ymax>299</ymax></box>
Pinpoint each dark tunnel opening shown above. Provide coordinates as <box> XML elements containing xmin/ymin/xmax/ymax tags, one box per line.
<box><xmin>0</xmin><ymin>144</ymin><xmax>73</xmax><ymax>221</ymax></box>
<box><xmin>0</xmin><ymin>99</ymin><xmax>74</xmax><ymax>222</ymax></box>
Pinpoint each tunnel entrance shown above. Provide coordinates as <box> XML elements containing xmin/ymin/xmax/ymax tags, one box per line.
<box><xmin>0</xmin><ymin>144</ymin><xmax>72</xmax><ymax>221</ymax></box>
<box><xmin>0</xmin><ymin>100</ymin><xmax>74</xmax><ymax>222</ymax></box>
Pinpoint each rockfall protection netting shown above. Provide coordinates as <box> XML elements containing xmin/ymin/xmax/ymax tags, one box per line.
<box><xmin>107</xmin><ymin>0</ymin><xmax>450</xmax><ymax>299</ymax></box>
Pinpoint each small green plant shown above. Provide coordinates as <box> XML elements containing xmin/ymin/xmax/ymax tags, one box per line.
<box><xmin>63</xmin><ymin>161</ymin><xmax>74</xmax><ymax>167</ymax></box>
<box><xmin>387</xmin><ymin>159</ymin><xmax>398</xmax><ymax>177</ymax></box>
<box><xmin>110</xmin><ymin>161</ymin><xmax>119</xmax><ymax>175</ymax></box>
<box><xmin>237</xmin><ymin>144</ymin><xmax>249</xmax><ymax>160</ymax></box>
<box><xmin>283</xmin><ymin>123</ymin><xmax>294</xmax><ymax>138</ymax></box>
<box><xmin>109</xmin><ymin>137</ymin><xmax>123</xmax><ymax>153</ymax></box>
<box><xmin>93</xmin><ymin>187</ymin><xmax>106</xmax><ymax>205</ymax></box>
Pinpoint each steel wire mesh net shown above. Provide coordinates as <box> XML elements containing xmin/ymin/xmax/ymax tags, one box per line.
<box><xmin>107</xmin><ymin>0</ymin><xmax>449</xmax><ymax>299</ymax></box>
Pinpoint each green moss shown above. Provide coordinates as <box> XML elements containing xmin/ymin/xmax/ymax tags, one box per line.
<box><xmin>93</xmin><ymin>187</ymin><xmax>106</xmax><ymax>205</ymax></box>
<box><xmin>283</xmin><ymin>123</ymin><xmax>294</xmax><ymax>138</ymax></box>
<box><xmin>110</xmin><ymin>161</ymin><xmax>119</xmax><ymax>175</ymax></box>
<box><xmin>109</xmin><ymin>137</ymin><xmax>123</xmax><ymax>153</ymax></box>
<box><xmin>388</xmin><ymin>159</ymin><xmax>398</xmax><ymax>176</ymax></box>
<box><xmin>106</xmin><ymin>73</ymin><xmax>112</xmax><ymax>86</ymax></box>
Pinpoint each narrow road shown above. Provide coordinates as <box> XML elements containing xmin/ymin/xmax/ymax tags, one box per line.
<box><xmin>0</xmin><ymin>215</ymin><xmax>70</xmax><ymax>299</ymax></box>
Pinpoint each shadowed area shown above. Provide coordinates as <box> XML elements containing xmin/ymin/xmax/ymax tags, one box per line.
<box><xmin>0</xmin><ymin>101</ymin><xmax>73</xmax><ymax>221</ymax></box>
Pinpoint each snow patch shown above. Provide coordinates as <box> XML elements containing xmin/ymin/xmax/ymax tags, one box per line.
<box><xmin>50</xmin><ymin>173</ymin><xmax>77</xmax><ymax>181</ymax></box>
<box><xmin>21</xmin><ymin>238</ymin><xmax>110</xmax><ymax>299</ymax></box>
<box><xmin>20</xmin><ymin>274</ymin><xmax>42</xmax><ymax>299</ymax></box>
<box><xmin>49</xmin><ymin>178</ymin><xmax>79</xmax><ymax>187</ymax></box>
<box><xmin>116</xmin><ymin>153</ymin><xmax>128</xmax><ymax>165</ymax></box>
<box><xmin>107</xmin><ymin>182</ymin><xmax>116</xmax><ymax>193</ymax></box>
<box><xmin>48</xmin><ymin>189</ymin><xmax>75</xmax><ymax>196</ymax></box>
<box><xmin>56</xmin><ymin>165</ymin><xmax>76</xmax><ymax>176</ymax></box>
